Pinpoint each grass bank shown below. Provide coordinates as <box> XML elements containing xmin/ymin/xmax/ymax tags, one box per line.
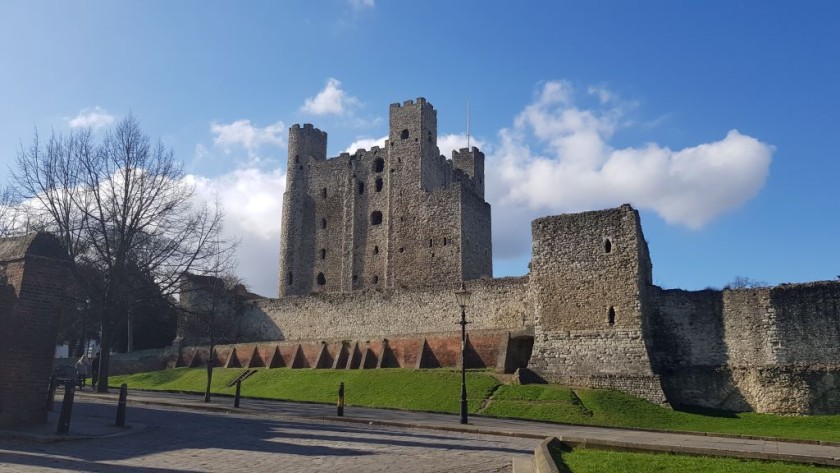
<box><xmin>554</xmin><ymin>448</ymin><xmax>832</xmax><ymax>473</ymax></box>
<box><xmin>110</xmin><ymin>367</ymin><xmax>497</xmax><ymax>413</ymax></box>
<box><xmin>111</xmin><ymin>368</ymin><xmax>840</xmax><ymax>443</ymax></box>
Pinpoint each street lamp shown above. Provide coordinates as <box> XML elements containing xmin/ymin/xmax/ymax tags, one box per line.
<box><xmin>454</xmin><ymin>281</ymin><xmax>471</xmax><ymax>425</ymax></box>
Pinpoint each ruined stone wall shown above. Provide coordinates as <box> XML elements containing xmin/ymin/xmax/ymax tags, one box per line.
<box><xmin>527</xmin><ymin>205</ymin><xmax>666</xmax><ymax>404</ymax></box>
<box><xmin>652</xmin><ymin>281</ymin><xmax>840</xmax><ymax>414</ymax></box>
<box><xmin>240</xmin><ymin>276</ymin><xmax>531</xmax><ymax>343</ymax></box>
<box><xmin>650</xmin><ymin>289</ymin><xmax>726</xmax><ymax>369</ymax></box>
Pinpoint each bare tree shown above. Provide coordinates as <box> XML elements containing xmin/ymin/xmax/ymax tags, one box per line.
<box><xmin>178</xmin><ymin>263</ymin><xmax>246</xmax><ymax>403</ymax></box>
<box><xmin>725</xmin><ymin>276</ymin><xmax>769</xmax><ymax>290</ymax></box>
<box><xmin>11</xmin><ymin>116</ymin><xmax>235</xmax><ymax>392</ymax></box>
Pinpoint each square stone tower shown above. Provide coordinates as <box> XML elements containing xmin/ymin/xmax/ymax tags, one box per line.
<box><xmin>278</xmin><ymin>98</ymin><xmax>492</xmax><ymax>297</ymax></box>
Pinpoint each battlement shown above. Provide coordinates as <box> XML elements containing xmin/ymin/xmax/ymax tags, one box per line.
<box><xmin>390</xmin><ymin>97</ymin><xmax>429</xmax><ymax>109</ymax></box>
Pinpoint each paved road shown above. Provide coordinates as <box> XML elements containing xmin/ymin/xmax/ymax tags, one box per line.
<box><xmin>80</xmin><ymin>391</ymin><xmax>840</xmax><ymax>467</ymax></box>
<box><xmin>0</xmin><ymin>400</ymin><xmax>534</xmax><ymax>472</ymax></box>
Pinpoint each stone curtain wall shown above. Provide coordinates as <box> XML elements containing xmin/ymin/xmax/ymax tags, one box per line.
<box><xmin>0</xmin><ymin>233</ymin><xmax>69</xmax><ymax>428</ymax></box>
<box><xmin>243</xmin><ymin>276</ymin><xmax>532</xmax><ymax>343</ymax></box>
<box><xmin>527</xmin><ymin>205</ymin><xmax>666</xmax><ymax>404</ymax></box>
<box><xmin>180</xmin><ymin>201</ymin><xmax>840</xmax><ymax>414</ymax></box>
<box><xmin>652</xmin><ymin>281</ymin><xmax>840</xmax><ymax>414</ymax></box>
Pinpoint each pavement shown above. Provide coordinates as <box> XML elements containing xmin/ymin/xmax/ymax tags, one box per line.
<box><xmin>3</xmin><ymin>388</ymin><xmax>840</xmax><ymax>470</ymax></box>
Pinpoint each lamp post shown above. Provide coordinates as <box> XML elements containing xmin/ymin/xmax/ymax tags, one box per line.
<box><xmin>454</xmin><ymin>282</ymin><xmax>471</xmax><ymax>425</ymax></box>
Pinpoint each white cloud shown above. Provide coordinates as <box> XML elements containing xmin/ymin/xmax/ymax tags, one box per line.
<box><xmin>348</xmin><ymin>0</ymin><xmax>374</xmax><ymax>9</ymax></box>
<box><xmin>486</xmin><ymin>81</ymin><xmax>774</xmax><ymax>259</ymax></box>
<box><xmin>344</xmin><ymin>135</ymin><xmax>386</xmax><ymax>153</ymax></box>
<box><xmin>436</xmin><ymin>133</ymin><xmax>487</xmax><ymax>159</ymax></box>
<box><xmin>301</xmin><ymin>78</ymin><xmax>360</xmax><ymax>116</ymax></box>
<box><xmin>210</xmin><ymin>119</ymin><xmax>285</xmax><ymax>152</ymax></box>
<box><xmin>189</xmin><ymin>168</ymin><xmax>285</xmax><ymax>296</ymax></box>
<box><xmin>67</xmin><ymin>106</ymin><xmax>115</xmax><ymax>130</ymax></box>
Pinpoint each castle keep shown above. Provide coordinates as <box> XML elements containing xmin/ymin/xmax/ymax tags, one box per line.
<box><xmin>279</xmin><ymin>98</ymin><xmax>491</xmax><ymax>296</ymax></box>
<box><xmin>171</xmin><ymin>97</ymin><xmax>840</xmax><ymax>416</ymax></box>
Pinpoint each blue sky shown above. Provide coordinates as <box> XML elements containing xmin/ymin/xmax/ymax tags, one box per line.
<box><xmin>1</xmin><ymin>0</ymin><xmax>838</xmax><ymax>296</ymax></box>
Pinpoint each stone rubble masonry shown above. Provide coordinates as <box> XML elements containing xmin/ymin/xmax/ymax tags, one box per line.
<box><xmin>527</xmin><ymin>205</ymin><xmax>667</xmax><ymax>404</ymax></box>
<box><xmin>169</xmin><ymin>97</ymin><xmax>840</xmax><ymax>415</ymax></box>
<box><xmin>0</xmin><ymin>232</ymin><xmax>70</xmax><ymax>428</ymax></box>
<box><xmin>278</xmin><ymin>98</ymin><xmax>491</xmax><ymax>297</ymax></box>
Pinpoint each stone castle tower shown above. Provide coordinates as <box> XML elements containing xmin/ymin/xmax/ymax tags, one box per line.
<box><xmin>279</xmin><ymin>98</ymin><xmax>492</xmax><ymax>296</ymax></box>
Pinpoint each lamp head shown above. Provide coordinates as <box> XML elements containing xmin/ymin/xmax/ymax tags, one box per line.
<box><xmin>454</xmin><ymin>281</ymin><xmax>471</xmax><ymax>308</ymax></box>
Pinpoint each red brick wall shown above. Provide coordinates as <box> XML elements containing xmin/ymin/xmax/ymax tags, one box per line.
<box><xmin>0</xmin><ymin>233</ymin><xmax>70</xmax><ymax>428</ymax></box>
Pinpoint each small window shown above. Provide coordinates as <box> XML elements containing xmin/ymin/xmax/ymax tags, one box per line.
<box><xmin>287</xmin><ymin>272</ymin><xmax>293</xmax><ymax>286</ymax></box>
<box><xmin>399</xmin><ymin>247</ymin><xmax>404</xmax><ymax>253</ymax></box>
<box><xmin>375</xmin><ymin>178</ymin><xmax>383</xmax><ymax>192</ymax></box>
<box><xmin>320</xmin><ymin>249</ymin><xmax>326</xmax><ymax>260</ymax></box>
<box><xmin>322</xmin><ymin>188</ymin><xmax>327</xmax><ymax>198</ymax></box>
<box><xmin>358</xmin><ymin>182</ymin><xmax>365</xmax><ymax>195</ymax></box>
<box><xmin>316</xmin><ymin>272</ymin><xmax>326</xmax><ymax>286</ymax></box>
<box><xmin>400</xmin><ymin>129</ymin><xmax>409</xmax><ymax>140</ymax></box>
<box><xmin>372</xmin><ymin>275</ymin><xmax>379</xmax><ymax>284</ymax></box>
<box><xmin>443</xmin><ymin>237</ymin><xmax>448</xmax><ymax>246</ymax></box>
<box><xmin>429</xmin><ymin>239</ymin><xmax>433</xmax><ymax>248</ymax></box>
<box><xmin>352</xmin><ymin>275</ymin><xmax>358</xmax><ymax>282</ymax></box>
<box><xmin>427</xmin><ymin>131</ymin><xmax>432</xmax><ymax>143</ymax></box>
<box><xmin>294</xmin><ymin>155</ymin><xmax>299</xmax><ymax>164</ymax></box>
<box><xmin>321</xmin><ymin>218</ymin><xmax>327</xmax><ymax>229</ymax></box>
<box><xmin>604</xmin><ymin>239</ymin><xmax>612</xmax><ymax>254</ymax></box>
<box><xmin>373</xmin><ymin>158</ymin><xmax>385</xmax><ymax>173</ymax></box>
<box><xmin>371</xmin><ymin>211</ymin><xmax>383</xmax><ymax>225</ymax></box>
<box><xmin>608</xmin><ymin>307</ymin><xmax>616</xmax><ymax>326</ymax></box>
<box><xmin>373</xmin><ymin>245</ymin><xmax>379</xmax><ymax>255</ymax></box>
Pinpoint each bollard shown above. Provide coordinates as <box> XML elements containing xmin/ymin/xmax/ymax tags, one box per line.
<box><xmin>234</xmin><ymin>380</ymin><xmax>242</xmax><ymax>408</ymax></box>
<box><xmin>46</xmin><ymin>376</ymin><xmax>57</xmax><ymax>412</ymax></box>
<box><xmin>115</xmin><ymin>383</ymin><xmax>128</xmax><ymax>427</ymax></box>
<box><xmin>337</xmin><ymin>382</ymin><xmax>345</xmax><ymax>417</ymax></box>
<box><xmin>56</xmin><ymin>382</ymin><xmax>75</xmax><ymax>435</ymax></box>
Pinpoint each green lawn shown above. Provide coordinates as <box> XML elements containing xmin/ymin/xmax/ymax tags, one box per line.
<box><xmin>484</xmin><ymin>384</ymin><xmax>840</xmax><ymax>442</ymax></box>
<box><xmin>555</xmin><ymin>448</ymin><xmax>834</xmax><ymax>473</ymax></box>
<box><xmin>111</xmin><ymin>368</ymin><xmax>840</xmax><ymax>443</ymax></box>
<box><xmin>110</xmin><ymin>367</ymin><xmax>497</xmax><ymax>413</ymax></box>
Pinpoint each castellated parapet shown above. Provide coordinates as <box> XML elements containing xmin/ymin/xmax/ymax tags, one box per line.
<box><xmin>278</xmin><ymin>98</ymin><xmax>491</xmax><ymax>296</ymax></box>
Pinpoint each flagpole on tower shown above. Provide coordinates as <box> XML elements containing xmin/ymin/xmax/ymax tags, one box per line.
<box><xmin>466</xmin><ymin>99</ymin><xmax>471</xmax><ymax>150</ymax></box>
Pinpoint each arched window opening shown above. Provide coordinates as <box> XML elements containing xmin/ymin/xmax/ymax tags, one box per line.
<box><xmin>316</xmin><ymin>272</ymin><xmax>326</xmax><ymax>286</ymax></box>
<box><xmin>443</xmin><ymin>237</ymin><xmax>448</xmax><ymax>246</ymax></box>
<box><xmin>608</xmin><ymin>307</ymin><xmax>616</xmax><ymax>326</ymax></box>
<box><xmin>373</xmin><ymin>245</ymin><xmax>379</xmax><ymax>255</ymax></box>
<box><xmin>358</xmin><ymin>181</ymin><xmax>365</xmax><ymax>195</ymax></box>
<box><xmin>322</xmin><ymin>188</ymin><xmax>327</xmax><ymax>198</ymax></box>
<box><xmin>321</xmin><ymin>218</ymin><xmax>327</xmax><ymax>229</ymax></box>
<box><xmin>427</xmin><ymin>131</ymin><xmax>432</xmax><ymax>143</ymax></box>
<box><xmin>375</xmin><ymin>178</ymin><xmax>383</xmax><ymax>192</ymax></box>
<box><xmin>604</xmin><ymin>239</ymin><xmax>612</xmax><ymax>254</ymax></box>
<box><xmin>373</xmin><ymin>158</ymin><xmax>385</xmax><ymax>173</ymax></box>
<box><xmin>400</xmin><ymin>129</ymin><xmax>409</xmax><ymax>140</ymax></box>
<box><xmin>399</xmin><ymin>247</ymin><xmax>404</xmax><ymax>253</ymax></box>
<box><xmin>287</xmin><ymin>272</ymin><xmax>293</xmax><ymax>286</ymax></box>
<box><xmin>372</xmin><ymin>275</ymin><xmax>379</xmax><ymax>284</ymax></box>
<box><xmin>370</xmin><ymin>211</ymin><xmax>383</xmax><ymax>225</ymax></box>
<box><xmin>320</xmin><ymin>248</ymin><xmax>326</xmax><ymax>260</ymax></box>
